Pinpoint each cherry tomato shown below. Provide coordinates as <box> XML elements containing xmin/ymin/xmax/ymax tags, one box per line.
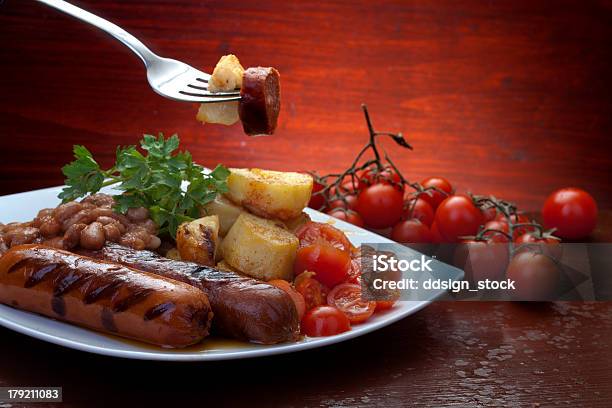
<box><xmin>514</xmin><ymin>233</ymin><xmax>563</xmax><ymax>260</ymax></box>
<box><xmin>419</xmin><ymin>177</ymin><xmax>453</xmax><ymax>209</ymax></box>
<box><xmin>375</xmin><ymin>300</ymin><xmax>397</xmax><ymax>311</ymax></box>
<box><xmin>331</xmin><ymin>179</ymin><xmax>360</xmax><ymax>195</ymax></box>
<box><xmin>391</xmin><ymin>219</ymin><xmax>432</xmax><ymax>244</ymax></box>
<box><xmin>495</xmin><ymin>212</ymin><xmax>533</xmax><ymax>237</ymax></box>
<box><xmin>296</xmin><ymin>222</ymin><xmax>352</xmax><ymax>252</ymax></box>
<box><xmin>482</xmin><ymin>206</ymin><xmax>498</xmax><ymax>222</ymax></box>
<box><xmin>359</xmin><ymin>166</ymin><xmax>401</xmax><ymax>186</ymax></box>
<box><xmin>506</xmin><ymin>252</ymin><xmax>560</xmax><ymax>300</ymax></box>
<box><xmin>402</xmin><ymin>198</ymin><xmax>434</xmax><ymax>226</ymax></box>
<box><xmin>327</xmin><ymin>283</ymin><xmax>376</xmax><ymax>324</ymax></box>
<box><xmin>434</xmin><ymin>195</ymin><xmax>483</xmax><ymax>242</ymax></box>
<box><xmin>542</xmin><ymin>188</ymin><xmax>598</xmax><ymax>239</ymax></box>
<box><xmin>301</xmin><ymin>306</ymin><xmax>351</xmax><ymax>337</ymax></box>
<box><xmin>326</xmin><ymin>209</ymin><xmax>364</xmax><ymax>227</ymax></box>
<box><xmin>482</xmin><ymin>220</ymin><xmax>510</xmax><ymax>243</ymax></box>
<box><xmin>430</xmin><ymin>222</ymin><xmax>445</xmax><ymax>243</ymax></box>
<box><xmin>294</xmin><ymin>272</ymin><xmax>328</xmax><ymax>310</ymax></box>
<box><xmin>346</xmin><ymin>258</ymin><xmax>362</xmax><ymax>283</ymax></box>
<box><xmin>308</xmin><ymin>179</ymin><xmax>326</xmax><ymax>211</ymax></box>
<box><xmin>268</xmin><ymin>279</ymin><xmax>306</xmax><ymax>320</ymax></box>
<box><xmin>328</xmin><ymin>194</ymin><xmax>358</xmax><ymax>210</ymax></box>
<box><xmin>454</xmin><ymin>240</ymin><xmax>509</xmax><ymax>284</ymax></box>
<box><xmin>356</xmin><ymin>183</ymin><xmax>404</xmax><ymax>229</ymax></box>
<box><xmin>294</xmin><ymin>244</ymin><xmax>351</xmax><ymax>287</ymax></box>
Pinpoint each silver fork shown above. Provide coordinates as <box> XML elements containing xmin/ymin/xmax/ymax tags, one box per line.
<box><xmin>34</xmin><ymin>0</ymin><xmax>240</xmax><ymax>104</ymax></box>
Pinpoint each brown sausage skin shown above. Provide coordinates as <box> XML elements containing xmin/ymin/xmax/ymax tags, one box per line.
<box><xmin>0</xmin><ymin>245</ymin><xmax>212</xmax><ymax>348</ymax></box>
<box><xmin>78</xmin><ymin>244</ymin><xmax>299</xmax><ymax>344</ymax></box>
<box><xmin>239</xmin><ymin>67</ymin><xmax>281</xmax><ymax>136</ymax></box>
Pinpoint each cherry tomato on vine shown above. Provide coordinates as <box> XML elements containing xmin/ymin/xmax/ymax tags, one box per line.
<box><xmin>326</xmin><ymin>209</ymin><xmax>364</xmax><ymax>227</ymax></box>
<box><xmin>268</xmin><ymin>279</ymin><xmax>306</xmax><ymax>320</ymax></box>
<box><xmin>402</xmin><ymin>198</ymin><xmax>434</xmax><ymax>226</ymax></box>
<box><xmin>294</xmin><ymin>272</ymin><xmax>328</xmax><ymax>310</ymax></box>
<box><xmin>356</xmin><ymin>183</ymin><xmax>404</xmax><ymax>229</ymax></box>
<box><xmin>327</xmin><ymin>283</ymin><xmax>376</xmax><ymax>324</ymax></box>
<box><xmin>542</xmin><ymin>188</ymin><xmax>598</xmax><ymax>239</ymax></box>
<box><xmin>391</xmin><ymin>219</ymin><xmax>432</xmax><ymax>244</ymax></box>
<box><xmin>359</xmin><ymin>166</ymin><xmax>401</xmax><ymax>186</ymax></box>
<box><xmin>331</xmin><ymin>179</ymin><xmax>360</xmax><ymax>195</ymax></box>
<box><xmin>482</xmin><ymin>220</ymin><xmax>510</xmax><ymax>243</ymax></box>
<box><xmin>306</xmin><ymin>176</ymin><xmax>326</xmax><ymax>211</ymax></box>
<box><xmin>506</xmin><ymin>252</ymin><xmax>560</xmax><ymax>300</ymax></box>
<box><xmin>494</xmin><ymin>212</ymin><xmax>533</xmax><ymax>237</ymax></box>
<box><xmin>482</xmin><ymin>206</ymin><xmax>498</xmax><ymax>222</ymax></box>
<box><xmin>454</xmin><ymin>239</ymin><xmax>509</xmax><ymax>284</ymax></box>
<box><xmin>430</xmin><ymin>222</ymin><xmax>445</xmax><ymax>243</ymax></box>
<box><xmin>419</xmin><ymin>177</ymin><xmax>453</xmax><ymax>209</ymax></box>
<box><xmin>514</xmin><ymin>233</ymin><xmax>563</xmax><ymax>260</ymax></box>
<box><xmin>301</xmin><ymin>306</ymin><xmax>351</xmax><ymax>337</ymax></box>
<box><xmin>328</xmin><ymin>194</ymin><xmax>358</xmax><ymax>210</ymax></box>
<box><xmin>434</xmin><ymin>195</ymin><xmax>483</xmax><ymax>242</ymax></box>
<box><xmin>296</xmin><ymin>222</ymin><xmax>352</xmax><ymax>252</ymax></box>
<box><xmin>294</xmin><ymin>244</ymin><xmax>351</xmax><ymax>287</ymax></box>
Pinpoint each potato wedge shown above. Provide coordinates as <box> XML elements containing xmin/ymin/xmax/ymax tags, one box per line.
<box><xmin>226</xmin><ymin>168</ymin><xmax>313</xmax><ymax>221</ymax></box>
<box><xmin>200</xmin><ymin>195</ymin><xmax>244</xmax><ymax>236</ymax></box>
<box><xmin>196</xmin><ymin>54</ymin><xmax>244</xmax><ymax>125</ymax></box>
<box><xmin>220</xmin><ymin>212</ymin><xmax>298</xmax><ymax>281</ymax></box>
<box><xmin>176</xmin><ymin>215</ymin><xmax>219</xmax><ymax>266</ymax></box>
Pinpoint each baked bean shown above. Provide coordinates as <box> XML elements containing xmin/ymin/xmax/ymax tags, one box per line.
<box><xmin>39</xmin><ymin>215</ymin><xmax>62</xmax><ymax>238</ymax></box>
<box><xmin>146</xmin><ymin>235</ymin><xmax>162</xmax><ymax>250</ymax></box>
<box><xmin>141</xmin><ymin>219</ymin><xmax>158</xmax><ymax>235</ymax></box>
<box><xmin>127</xmin><ymin>207</ymin><xmax>149</xmax><ymax>222</ymax></box>
<box><xmin>80</xmin><ymin>222</ymin><xmax>105</xmax><ymax>250</ymax></box>
<box><xmin>54</xmin><ymin>201</ymin><xmax>83</xmax><ymax>223</ymax></box>
<box><xmin>103</xmin><ymin>223</ymin><xmax>121</xmax><ymax>242</ymax></box>
<box><xmin>63</xmin><ymin>223</ymin><xmax>87</xmax><ymax>249</ymax></box>
<box><xmin>82</xmin><ymin>193</ymin><xmax>115</xmax><ymax>208</ymax></box>
<box><xmin>62</xmin><ymin>209</ymin><xmax>96</xmax><ymax>232</ymax></box>
<box><xmin>6</xmin><ymin>227</ymin><xmax>40</xmax><ymax>246</ymax></box>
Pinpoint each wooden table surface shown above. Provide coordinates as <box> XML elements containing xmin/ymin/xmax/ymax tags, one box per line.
<box><xmin>1</xmin><ymin>1</ymin><xmax>611</xmax><ymax>407</ymax></box>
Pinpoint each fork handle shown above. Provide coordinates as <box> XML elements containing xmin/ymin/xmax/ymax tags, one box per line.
<box><xmin>34</xmin><ymin>0</ymin><xmax>159</xmax><ymax>67</ymax></box>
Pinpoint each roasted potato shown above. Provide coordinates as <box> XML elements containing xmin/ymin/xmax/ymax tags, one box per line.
<box><xmin>196</xmin><ymin>54</ymin><xmax>244</xmax><ymax>125</ymax></box>
<box><xmin>200</xmin><ymin>195</ymin><xmax>244</xmax><ymax>236</ymax></box>
<box><xmin>284</xmin><ymin>212</ymin><xmax>311</xmax><ymax>233</ymax></box>
<box><xmin>176</xmin><ymin>215</ymin><xmax>219</xmax><ymax>266</ymax></box>
<box><xmin>226</xmin><ymin>168</ymin><xmax>313</xmax><ymax>221</ymax></box>
<box><xmin>220</xmin><ymin>212</ymin><xmax>298</xmax><ymax>281</ymax></box>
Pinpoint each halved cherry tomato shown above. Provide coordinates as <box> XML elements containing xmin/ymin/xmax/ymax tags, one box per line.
<box><xmin>294</xmin><ymin>272</ymin><xmax>328</xmax><ymax>310</ymax></box>
<box><xmin>375</xmin><ymin>300</ymin><xmax>397</xmax><ymax>311</ymax></box>
<box><xmin>296</xmin><ymin>221</ymin><xmax>352</xmax><ymax>252</ymax></box>
<box><xmin>268</xmin><ymin>279</ymin><xmax>306</xmax><ymax>320</ymax></box>
<box><xmin>294</xmin><ymin>244</ymin><xmax>351</xmax><ymax>287</ymax></box>
<box><xmin>327</xmin><ymin>283</ymin><xmax>376</xmax><ymax>324</ymax></box>
<box><xmin>419</xmin><ymin>177</ymin><xmax>453</xmax><ymax>209</ymax></box>
<box><xmin>356</xmin><ymin>183</ymin><xmax>404</xmax><ymax>229</ymax></box>
<box><xmin>326</xmin><ymin>209</ymin><xmax>364</xmax><ymax>227</ymax></box>
<box><xmin>301</xmin><ymin>306</ymin><xmax>351</xmax><ymax>337</ymax></box>
<box><xmin>346</xmin><ymin>258</ymin><xmax>362</xmax><ymax>283</ymax></box>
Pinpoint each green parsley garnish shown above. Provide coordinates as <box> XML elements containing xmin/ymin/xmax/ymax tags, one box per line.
<box><xmin>59</xmin><ymin>133</ymin><xmax>230</xmax><ymax>237</ymax></box>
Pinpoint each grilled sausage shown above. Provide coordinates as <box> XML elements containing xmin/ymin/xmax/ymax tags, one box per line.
<box><xmin>0</xmin><ymin>245</ymin><xmax>212</xmax><ymax>348</ymax></box>
<box><xmin>78</xmin><ymin>243</ymin><xmax>299</xmax><ymax>344</ymax></box>
<box><xmin>239</xmin><ymin>67</ymin><xmax>281</xmax><ymax>136</ymax></box>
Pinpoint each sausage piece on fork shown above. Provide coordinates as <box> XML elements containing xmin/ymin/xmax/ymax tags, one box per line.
<box><xmin>0</xmin><ymin>244</ymin><xmax>213</xmax><ymax>348</ymax></box>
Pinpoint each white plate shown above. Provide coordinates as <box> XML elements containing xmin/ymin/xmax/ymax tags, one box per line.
<box><xmin>0</xmin><ymin>186</ymin><xmax>462</xmax><ymax>361</ymax></box>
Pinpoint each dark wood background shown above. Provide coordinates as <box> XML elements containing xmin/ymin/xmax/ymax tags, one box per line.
<box><xmin>1</xmin><ymin>1</ymin><xmax>612</xmax><ymax>407</ymax></box>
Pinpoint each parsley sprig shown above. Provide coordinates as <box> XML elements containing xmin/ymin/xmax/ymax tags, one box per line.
<box><xmin>59</xmin><ymin>133</ymin><xmax>230</xmax><ymax>237</ymax></box>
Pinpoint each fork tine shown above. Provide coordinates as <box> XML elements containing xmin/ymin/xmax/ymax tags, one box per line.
<box><xmin>178</xmin><ymin>90</ymin><xmax>241</xmax><ymax>103</ymax></box>
<box><xmin>186</xmin><ymin>84</ymin><xmax>240</xmax><ymax>96</ymax></box>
